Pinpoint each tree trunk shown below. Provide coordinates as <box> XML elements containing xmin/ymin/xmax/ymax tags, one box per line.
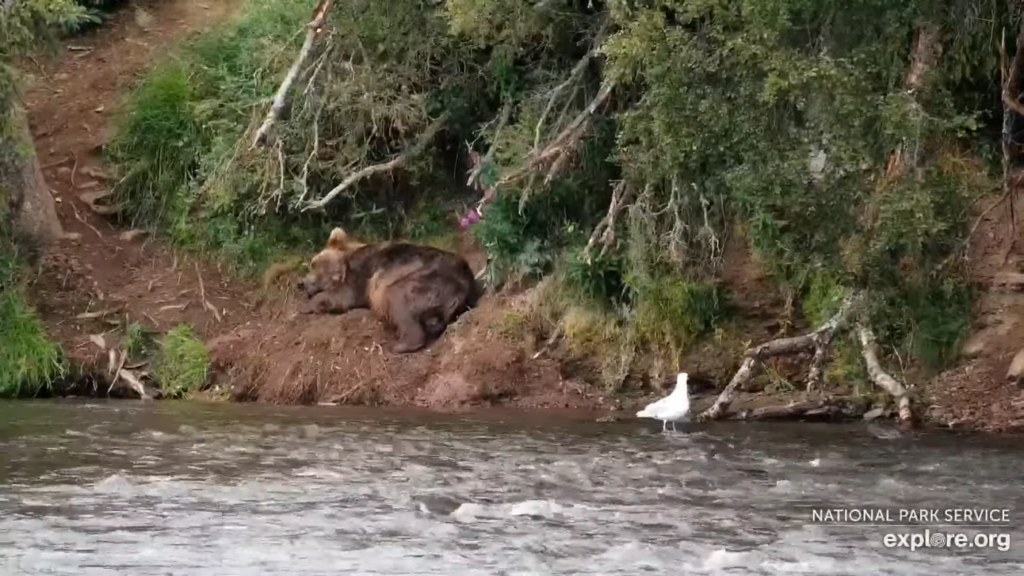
<box><xmin>1</xmin><ymin>103</ymin><xmax>62</xmax><ymax>259</ymax></box>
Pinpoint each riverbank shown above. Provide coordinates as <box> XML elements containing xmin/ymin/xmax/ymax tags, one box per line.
<box><xmin>12</xmin><ymin>0</ymin><xmax>1024</xmax><ymax>434</ymax></box>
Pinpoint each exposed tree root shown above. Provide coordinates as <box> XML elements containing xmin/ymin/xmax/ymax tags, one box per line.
<box><xmin>251</xmin><ymin>0</ymin><xmax>335</xmax><ymax>149</ymax></box>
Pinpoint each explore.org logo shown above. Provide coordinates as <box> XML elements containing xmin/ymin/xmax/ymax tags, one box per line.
<box><xmin>883</xmin><ymin>530</ymin><xmax>1012</xmax><ymax>552</ymax></box>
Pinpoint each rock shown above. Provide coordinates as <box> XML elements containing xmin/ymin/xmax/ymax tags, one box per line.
<box><xmin>119</xmin><ymin>229</ymin><xmax>148</xmax><ymax>242</ymax></box>
<box><xmin>1005</xmin><ymin>347</ymin><xmax>1024</xmax><ymax>385</ymax></box>
<box><xmin>863</xmin><ymin>407</ymin><xmax>886</xmax><ymax>421</ymax></box>
<box><xmin>74</xmin><ymin>179</ymin><xmax>101</xmax><ymax>190</ymax></box>
<box><xmin>80</xmin><ymin>166</ymin><xmax>108</xmax><ymax>180</ymax></box>
<box><xmin>960</xmin><ymin>333</ymin><xmax>989</xmax><ymax>359</ymax></box>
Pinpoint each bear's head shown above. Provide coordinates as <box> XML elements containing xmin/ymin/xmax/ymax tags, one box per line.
<box><xmin>298</xmin><ymin>227</ymin><xmax>367</xmax><ymax>297</ymax></box>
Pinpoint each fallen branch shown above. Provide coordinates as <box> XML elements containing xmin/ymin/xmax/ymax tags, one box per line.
<box><xmin>857</xmin><ymin>325</ymin><xmax>912</xmax><ymax>425</ymax></box>
<box><xmin>251</xmin><ymin>0</ymin><xmax>335</xmax><ymax>149</ymax></box>
<box><xmin>697</xmin><ymin>292</ymin><xmax>862</xmax><ymax>421</ymax></box>
<box><xmin>303</xmin><ymin>114</ymin><xmax>448</xmax><ymax>211</ymax></box>
<box><xmin>117</xmin><ymin>369</ymin><xmax>154</xmax><ymax>400</ymax></box>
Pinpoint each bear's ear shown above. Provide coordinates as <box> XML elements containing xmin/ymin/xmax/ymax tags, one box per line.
<box><xmin>326</xmin><ymin>227</ymin><xmax>349</xmax><ymax>251</ymax></box>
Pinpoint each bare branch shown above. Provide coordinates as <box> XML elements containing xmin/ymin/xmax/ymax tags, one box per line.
<box><xmin>857</xmin><ymin>324</ymin><xmax>912</xmax><ymax>424</ymax></box>
<box><xmin>251</xmin><ymin>0</ymin><xmax>335</xmax><ymax>149</ymax></box>
<box><xmin>533</xmin><ymin>20</ymin><xmax>609</xmax><ymax>152</ymax></box>
<box><xmin>303</xmin><ymin>115</ymin><xmax>448</xmax><ymax>211</ymax></box>
<box><xmin>499</xmin><ymin>80</ymin><xmax>615</xmax><ymax>187</ymax></box>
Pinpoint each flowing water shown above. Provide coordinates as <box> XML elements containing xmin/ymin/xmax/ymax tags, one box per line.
<box><xmin>0</xmin><ymin>400</ymin><xmax>1022</xmax><ymax>575</ymax></box>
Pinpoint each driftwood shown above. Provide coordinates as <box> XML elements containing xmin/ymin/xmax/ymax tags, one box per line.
<box><xmin>696</xmin><ymin>292</ymin><xmax>915</xmax><ymax>424</ymax></box>
<box><xmin>726</xmin><ymin>398</ymin><xmax>869</xmax><ymax>423</ymax></box>
<box><xmin>697</xmin><ymin>293</ymin><xmax>861</xmax><ymax>421</ymax></box>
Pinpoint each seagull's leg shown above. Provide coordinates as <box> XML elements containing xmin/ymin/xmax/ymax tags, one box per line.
<box><xmin>670</xmin><ymin>421</ymin><xmax>677</xmax><ymax>432</ymax></box>
<box><xmin>662</xmin><ymin>420</ymin><xmax>667</xmax><ymax>433</ymax></box>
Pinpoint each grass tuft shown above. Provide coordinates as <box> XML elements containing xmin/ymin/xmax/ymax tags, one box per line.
<box><xmin>153</xmin><ymin>324</ymin><xmax>209</xmax><ymax>399</ymax></box>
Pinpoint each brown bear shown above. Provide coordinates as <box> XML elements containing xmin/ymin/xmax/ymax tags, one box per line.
<box><xmin>298</xmin><ymin>228</ymin><xmax>482</xmax><ymax>353</ymax></box>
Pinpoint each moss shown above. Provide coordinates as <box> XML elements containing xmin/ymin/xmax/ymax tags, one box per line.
<box><xmin>153</xmin><ymin>324</ymin><xmax>209</xmax><ymax>399</ymax></box>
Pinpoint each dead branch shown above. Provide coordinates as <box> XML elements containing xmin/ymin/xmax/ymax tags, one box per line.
<box><xmin>499</xmin><ymin>81</ymin><xmax>615</xmax><ymax>187</ymax></box>
<box><xmin>118</xmin><ymin>369</ymin><xmax>153</xmax><ymax>400</ymax></box>
<box><xmin>251</xmin><ymin>0</ymin><xmax>335</xmax><ymax>149</ymax></box>
<box><xmin>698</xmin><ymin>292</ymin><xmax>862</xmax><ymax>421</ymax></box>
<box><xmin>303</xmin><ymin>115</ymin><xmax>448</xmax><ymax>211</ymax></box>
<box><xmin>532</xmin><ymin>22</ymin><xmax>609</xmax><ymax>152</ymax></box>
<box><xmin>583</xmin><ymin>180</ymin><xmax>636</xmax><ymax>262</ymax></box>
<box><xmin>857</xmin><ymin>324</ymin><xmax>912</xmax><ymax>424</ymax></box>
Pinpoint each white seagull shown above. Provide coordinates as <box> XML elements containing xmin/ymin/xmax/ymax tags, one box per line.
<box><xmin>636</xmin><ymin>372</ymin><xmax>691</xmax><ymax>432</ymax></box>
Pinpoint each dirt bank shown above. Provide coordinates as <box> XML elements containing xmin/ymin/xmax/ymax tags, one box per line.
<box><xmin>16</xmin><ymin>0</ymin><xmax>1024</xmax><ymax>432</ymax></box>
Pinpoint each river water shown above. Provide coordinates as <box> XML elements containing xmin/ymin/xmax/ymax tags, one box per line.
<box><xmin>0</xmin><ymin>400</ymin><xmax>1021</xmax><ymax>575</ymax></box>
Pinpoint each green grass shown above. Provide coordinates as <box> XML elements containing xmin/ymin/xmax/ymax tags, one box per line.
<box><xmin>0</xmin><ymin>288</ymin><xmax>65</xmax><ymax>398</ymax></box>
<box><xmin>106</xmin><ymin>0</ymin><xmax>326</xmax><ymax>278</ymax></box>
<box><xmin>153</xmin><ymin>324</ymin><xmax>209</xmax><ymax>399</ymax></box>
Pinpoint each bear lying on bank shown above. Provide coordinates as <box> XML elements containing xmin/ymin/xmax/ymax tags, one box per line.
<box><xmin>297</xmin><ymin>228</ymin><xmax>482</xmax><ymax>353</ymax></box>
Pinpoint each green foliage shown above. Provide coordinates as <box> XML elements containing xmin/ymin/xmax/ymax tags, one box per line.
<box><xmin>628</xmin><ymin>274</ymin><xmax>724</xmax><ymax>357</ymax></box>
<box><xmin>802</xmin><ymin>271</ymin><xmax>846</xmax><ymax>327</ymax></box>
<box><xmin>106</xmin><ymin>0</ymin><xmax>330</xmax><ymax>276</ymax></box>
<box><xmin>153</xmin><ymin>324</ymin><xmax>209</xmax><ymax>399</ymax></box>
<box><xmin>0</xmin><ymin>249</ymin><xmax>65</xmax><ymax>399</ymax></box>
<box><xmin>123</xmin><ymin>322</ymin><xmax>151</xmax><ymax>359</ymax></box>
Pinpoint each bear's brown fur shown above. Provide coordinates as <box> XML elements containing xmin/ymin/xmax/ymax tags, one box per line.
<box><xmin>298</xmin><ymin>228</ymin><xmax>482</xmax><ymax>353</ymax></box>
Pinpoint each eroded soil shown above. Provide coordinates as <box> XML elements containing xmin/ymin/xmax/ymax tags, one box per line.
<box><xmin>16</xmin><ymin>0</ymin><xmax>1024</xmax><ymax>431</ymax></box>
